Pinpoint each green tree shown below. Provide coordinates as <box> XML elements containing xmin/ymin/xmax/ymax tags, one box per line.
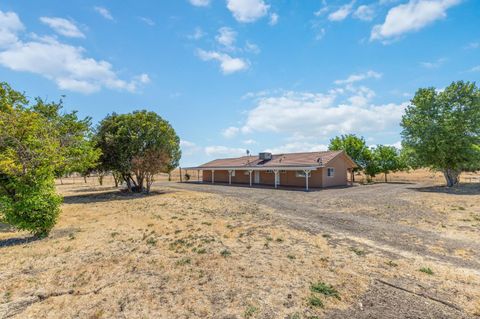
<box><xmin>372</xmin><ymin>145</ymin><xmax>403</xmax><ymax>182</ymax></box>
<box><xmin>401</xmin><ymin>81</ymin><xmax>480</xmax><ymax>187</ymax></box>
<box><xmin>329</xmin><ymin>134</ymin><xmax>372</xmax><ymax>182</ymax></box>
<box><xmin>32</xmin><ymin>99</ymin><xmax>100</xmax><ymax>182</ymax></box>
<box><xmin>0</xmin><ymin>84</ymin><xmax>61</xmax><ymax>237</ymax></box>
<box><xmin>95</xmin><ymin>110</ymin><xmax>181</xmax><ymax>193</ymax></box>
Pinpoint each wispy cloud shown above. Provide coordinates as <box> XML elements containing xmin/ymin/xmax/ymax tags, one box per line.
<box><xmin>420</xmin><ymin>57</ymin><xmax>446</xmax><ymax>69</ymax></box>
<box><xmin>334</xmin><ymin>70</ymin><xmax>382</xmax><ymax>85</ymax></box>
<box><xmin>40</xmin><ymin>17</ymin><xmax>85</xmax><ymax>38</ymax></box>
<box><xmin>328</xmin><ymin>1</ymin><xmax>355</xmax><ymax>22</ymax></box>
<box><xmin>189</xmin><ymin>0</ymin><xmax>211</xmax><ymax>7</ymax></box>
<box><xmin>196</xmin><ymin>49</ymin><xmax>249</xmax><ymax>74</ymax></box>
<box><xmin>94</xmin><ymin>6</ymin><xmax>114</xmax><ymax>21</ymax></box>
<box><xmin>139</xmin><ymin>17</ymin><xmax>155</xmax><ymax>26</ymax></box>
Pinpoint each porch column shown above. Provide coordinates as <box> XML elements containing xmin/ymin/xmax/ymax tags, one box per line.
<box><xmin>304</xmin><ymin>169</ymin><xmax>311</xmax><ymax>191</ymax></box>
<box><xmin>273</xmin><ymin>170</ymin><xmax>279</xmax><ymax>189</ymax></box>
<box><xmin>197</xmin><ymin>170</ymin><xmax>200</xmax><ymax>183</ymax></box>
<box><xmin>211</xmin><ymin>170</ymin><xmax>215</xmax><ymax>184</ymax></box>
<box><xmin>249</xmin><ymin>170</ymin><xmax>253</xmax><ymax>187</ymax></box>
<box><xmin>228</xmin><ymin>170</ymin><xmax>233</xmax><ymax>185</ymax></box>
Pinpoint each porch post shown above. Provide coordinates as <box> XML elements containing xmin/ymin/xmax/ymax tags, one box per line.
<box><xmin>249</xmin><ymin>170</ymin><xmax>253</xmax><ymax>187</ymax></box>
<box><xmin>197</xmin><ymin>170</ymin><xmax>200</xmax><ymax>182</ymax></box>
<box><xmin>304</xmin><ymin>170</ymin><xmax>311</xmax><ymax>191</ymax></box>
<box><xmin>228</xmin><ymin>170</ymin><xmax>232</xmax><ymax>185</ymax></box>
<box><xmin>211</xmin><ymin>170</ymin><xmax>215</xmax><ymax>184</ymax></box>
<box><xmin>274</xmin><ymin>170</ymin><xmax>279</xmax><ymax>189</ymax></box>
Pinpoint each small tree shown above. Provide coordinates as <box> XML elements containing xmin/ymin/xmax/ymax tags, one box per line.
<box><xmin>95</xmin><ymin>110</ymin><xmax>181</xmax><ymax>192</ymax></box>
<box><xmin>372</xmin><ymin>145</ymin><xmax>403</xmax><ymax>182</ymax></box>
<box><xmin>401</xmin><ymin>81</ymin><xmax>480</xmax><ymax>186</ymax></box>
<box><xmin>329</xmin><ymin>134</ymin><xmax>372</xmax><ymax>182</ymax></box>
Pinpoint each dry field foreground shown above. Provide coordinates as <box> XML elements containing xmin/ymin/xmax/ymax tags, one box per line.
<box><xmin>0</xmin><ymin>181</ymin><xmax>479</xmax><ymax>318</ymax></box>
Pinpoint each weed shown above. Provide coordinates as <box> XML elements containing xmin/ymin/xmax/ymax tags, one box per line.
<box><xmin>68</xmin><ymin>233</ymin><xmax>76</xmax><ymax>240</ymax></box>
<box><xmin>197</xmin><ymin>248</ymin><xmax>207</xmax><ymax>254</ymax></box>
<box><xmin>308</xmin><ymin>295</ymin><xmax>324</xmax><ymax>308</ymax></box>
<box><xmin>322</xmin><ymin>234</ymin><xmax>332</xmax><ymax>238</ymax></box>
<box><xmin>201</xmin><ymin>221</ymin><xmax>212</xmax><ymax>226</ymax></box>
<box><xmin>275</xmin><ymin>238</ymin><xmax>284</xmax><ymax>243</ymax></box>
<box><xmin>146</xmin><ymin>237</ymin><xmax>157</xmax><ymax>246</ymax></box>
<box><xmin>419</xmin><ymin>267</ymin><xmax>434</xmax><ymax>275</ymax></box>
<box><xmin>147</xmin><ymin>223</ymin><xmax>154</xmax><ymax>227</ymax></box>
<box><xmin>287</xmin><ymin>254</ymin><xmax>296</xmax><ymax>260</ymax></box>
<box><xmin>64</xmin><ymin>246</ymin><xmax>72</xmax><ymax>253</ymax></box>
<box><xmin>174</xmin><ymin>230</ymin><xmax>182</xmax><ymax>234</ymax></box>
<box><xmin>243</xmin><ymin>305</ymin><xmax>257</xmax><ymax>318</ymax></box>
<box><xmin>310</xmin><ymin>282</ymin><xmax>340</xmax><ymax>299</ymax></box>
<box><xmin>111</xmin><ymin>232</ymin><xmax>119</xmax><ymax>238</ymax></box>
<box><xmin>386</xmin><ymin>260</ymin><xmax>398</xmax><ymax>267</ymax></box>
<box><xmin>287</xmin><ymin>313</ymin><xmax>301</xmax><ymax>319</ymax></box>
<box><xmin>350</xmin><ymin>247</ymin><xmax>366</xmax><ymax>256</ymax></box>
<box><xmin>4</xmin><ymin>290</ymin><xmax>12</xmax><ymax>302</ymax></box>
<box><xmin>220</xmin><ymin>249</ymin><xmax>231</xmax><ymax>257</ymax></box>
<box><xmin>266</xmin><ymin>236</ymin><xmax>273</xmax><ymax>241</ymax></box>
<box><xmin>175</xmin><ymin>257</ymin><xmax>191</xmax><ymax>266</ymax></box>
<box><xmin>458</xmin><ymin>206</ymin><xmax>466</xmax><ymax>211</ymax></box>
<box><xmin>226</xmin><ymin>224</ymin><xmax>234</xmax><ymax>229</ymax></box>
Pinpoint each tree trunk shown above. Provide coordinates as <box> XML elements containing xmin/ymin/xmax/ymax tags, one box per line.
<box><xmin>168</xmin><ymin>172</ymin><xmax>171</xmax><ymax>181</ymax></box>
<box><xmin>384</xmin><ymin>173</ymin><xmax>387</xmax><ymax>183</ymax></box>
<box><xmin>443</xmin><ymin>169</ymin><xmax>460</xmax><ymax>187</ymax></box>
<box><xmin>98</xmin><ymin>175</ymin><xmax>103</xmax><ymax>186</ymax></box>
<box><xmin>352</xmin><ymin>171</ymin><xmax>355</xmax><ymax>183</ymax></box>
<box><xmin>83</xmin><ymin>176</ymin><xmax>87</xmax><ymax>183</ymax></box>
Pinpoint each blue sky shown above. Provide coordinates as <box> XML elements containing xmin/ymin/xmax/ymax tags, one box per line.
<box><xmin>0</xmin><ymin>0</ymin><xmax>479</xmax><ymax>166</ymax></box>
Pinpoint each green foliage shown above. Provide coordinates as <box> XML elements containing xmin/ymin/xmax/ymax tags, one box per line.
<box><xmin>419</xmin><ymin>267</ymin><xmax>434</xmax><ymax>275</ymax></box>
<box><xmin>307</xmin><ymin>295</ymin><xmax>324</xmax><ymax>308</ymax></box>
<box><xmin>371</xmin><ymin>145</ymin><xmax>404</xmax><ymax>182</ymax></box>
<box><xmin>0</xmin><ymin>84</ymin><xmax>62</xmax><ymax>236</ymax></box>
<box><xmin>329</xmin><ymin>134</ymin><xmax>372</xmax><ymax>181</ymax></box>
<box><xmin>401</xmin><ymin>81</ymin><xmax>480</xmax><ymax>186</ymax></box>
<box><xmin>95</xmin><ymin>110</ymin><xmax>181</xmax><ymax>192</ymax></box>
<box><xmin>310</xmin><ymin>282</ymin><xmax>340</xmax><ymax>299</ymax></box>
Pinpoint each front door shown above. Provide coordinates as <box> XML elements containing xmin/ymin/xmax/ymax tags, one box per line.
<box><xmin>254</xmin><ymin>171</ymin><xmax>260</xmax><ymax>184</ymax></box>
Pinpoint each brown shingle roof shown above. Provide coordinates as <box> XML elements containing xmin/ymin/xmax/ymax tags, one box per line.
<box><xmin>196</xmin><ymin>150</ymin><xmax>355</xmax><ymax>169</ymax></box>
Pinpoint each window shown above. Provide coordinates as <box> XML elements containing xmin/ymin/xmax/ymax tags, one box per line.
<box><xmin>327</xmin><ymin>167</ymin><xmax>335</xmax><ymax>177</ymax></box>
<box><xmin>296</xmin><ymin>171</ymin><xmax>311</xmax><ymax>178</ymax></box>
<box><xmin>266</xmin><ymin>170</ymin><xmax>274</xmax><ymax>174</ymax></box>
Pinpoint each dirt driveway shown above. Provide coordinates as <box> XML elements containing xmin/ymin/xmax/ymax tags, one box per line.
<box><xmin>164</xmin><ymin>181</ymin><xmax>480</xmax><ymax>318</ymax></box>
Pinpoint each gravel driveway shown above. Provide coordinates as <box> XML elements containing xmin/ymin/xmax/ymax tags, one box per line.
<box><xmin>162</xmin><ymin>181</ymin><xmax>480</xmax><ymax>319</ymax></box>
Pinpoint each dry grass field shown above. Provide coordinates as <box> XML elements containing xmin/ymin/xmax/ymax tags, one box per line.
<box><xmin>1</xmin><ymin>171</ymin><xmax>480</xmax><ymax>318</ymax></box>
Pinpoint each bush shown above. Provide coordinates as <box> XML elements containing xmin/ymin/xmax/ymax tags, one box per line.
<box><xmin>1</xmin><ymin>175</ymin><xmax>61</xmax><ymax>237</ymax></box>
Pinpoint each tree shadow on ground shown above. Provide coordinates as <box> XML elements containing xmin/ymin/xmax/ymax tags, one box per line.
<box><xmin>0</xmin><ymin>236</ymin><xmax>41</xmax><ymax>248</ymax></box>
<box><xmin>62</xmin><ymin>189</ymin><xmax>175</xmax><ymax>205</ymax></box>
<box><xmin>411</xmin><ymin>183</ymin><xmax>480</xmax><ymax>196</ymax></box>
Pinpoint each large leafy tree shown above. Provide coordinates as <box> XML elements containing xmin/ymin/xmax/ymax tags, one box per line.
<box><xmin>32</xmin><ymin>99</ymin><xmax>100</xmax><ymax>182</ymax></box>
<box><xmin>95</xmin><ymin>110</ymin><xmax>181</xmax><ymax>193</ymax></box>
<box><xmin>329</xmin><ymin>134</ymin><xmax>372</xmax><ymax>182</ymax></box>
<box><xmin>401</xmin><ymin>81</ymin><xmax>480</xmax><ymax>187</ymax></box>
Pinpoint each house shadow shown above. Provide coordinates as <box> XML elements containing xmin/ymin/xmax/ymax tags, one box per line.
<box><xmin>182</xmin><ymin>181</ymin><xmax>356</xmax><ymax>192</ymax></box>
<box><xmin>62</xmin><ymin>189</ymin><xmax>175</xmax><ymax>205</ymax></box>
<box><xmin>411</xmin><ymin>183</ymin><xmax>480</xmax><ymax>196</ymax></box>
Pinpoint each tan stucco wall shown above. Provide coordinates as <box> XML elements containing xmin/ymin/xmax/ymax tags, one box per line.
<box><xmin>322</xmin><ymin>153</ymin><xmax>350</xmax><ymax>187</ymax></box>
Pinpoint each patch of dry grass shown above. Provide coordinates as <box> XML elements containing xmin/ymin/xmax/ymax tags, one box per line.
<box><xmin>0</xmin><ymin>183</ymin><xmax>479</xmax><ymax>318</ymax></box>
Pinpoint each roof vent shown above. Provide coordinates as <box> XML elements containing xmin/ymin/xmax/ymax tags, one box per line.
<box><xmin>259</xmin><ymin>152</ymin><xmax>272</xmax><ymax>160</ymax></box>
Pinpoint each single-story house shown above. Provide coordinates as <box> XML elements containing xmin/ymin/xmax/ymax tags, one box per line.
<box><xmin>183</xmin><ymin>150</ymin><xmax>357</xmax><ymax>190</ymax></box>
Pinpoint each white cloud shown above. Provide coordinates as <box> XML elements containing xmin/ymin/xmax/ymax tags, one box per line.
<box><xmin>465</xmin><ymin>41</ymin><xmax>479</xmax><ymax>49</ymax></box>
<box><xmin>226</xmin><ymin>0</ymin><xmax>270</xmax><ymax>23</ymax></box>
<box><xmin>245</xmin><ymin>41</ymin><xmax>260</xmax><ymax>54</ymax></box>
<box><xmin>328</xmin><ymin>1</ymin><xmax>355</xmax><ymax>21</ymax></box>
<box><xmin>0</xmin><ymin>10</ymin><xmax>149</xmax><ymax>94</ymax></box>
<box><xmin>222</xmin><ymin>126</ymin><xmax>240</xmax><ymax>138</ymax></box>
<box><xmin>180</xmin><ymin>140</ymin><xmax>201</xmax><ymax>156</ymax></box>
<box><xmin>238</xmin><ymin>89</ymin><xmax>407</xmax><ymax>140</ymax></box>
<box><xmin>197</xmin><ymin>49</ymin><xmax>249</xmax><ymax>74</ymax></box>
<box><xmin>334</xmin><ymin>70</ymin><xmax>382</xmax><ymax>85</ymax></box>
<box><xmin>94</xmin><ymin>6</ymin><xmax>114</xmax><ymax>21</ymax></box>
<box><xmin>353</xmin><ymin>5</ymin><xmax>376</xmax><ymax>21</ymax></box>
<box><xmin>371</xmin><ymin>0</ymin><xmax>461</xmax><ymax>42</ymax></box>
<box><xmin>420</xmin><ymin>57</ymin><xmax>446</xmax><ymax>68</ymax></box>
<box><xmin>40</xmin><ymin>17</ymin><xmax>85</xmax><ymax>38</ymax></box>
<box><xmin>0</xmin><ymin>11</ymin><xmax>24</xmax><ymax>48</ymax></box>
<box><xmin>470</xmin><ymin>65</ymin><xmax>480</xmax><ymax>72</ymax></box>
<box><xmin>139</xmin><ymin>17</ymin><xmax>155</xmax><ymax>26</ymax></box>
<box><xmin>189</xmin><ymin>0</ymin><xmax>211</xmax><ymax>6</ymax></box>
<box><xmin>189</xmin><ymin>27</ymin><xmax>206</xmax><ymax>40</ymax></box>
<box><xmin>269</xmin><ymin>13</ymin><xmax>279</xmax><ymax>25</ymax></box>
<box><xmin>243</xmin><ymin>139</ymin><xmax>257</xmax><ymax>145</ymax></box>
<box><xmin>216</xmin><ymin>27</ymin><xmax>237</xmax><ymax>49</ymax></box>
<box><xmin>265</xmin><ymin>142</ymin><xmax>328</xmax><ymax>154</ymax></box>
<box><xmin>205</xmin><ymin>145</ymin><xmax>247</xmax><ymax>157</ymax></box>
